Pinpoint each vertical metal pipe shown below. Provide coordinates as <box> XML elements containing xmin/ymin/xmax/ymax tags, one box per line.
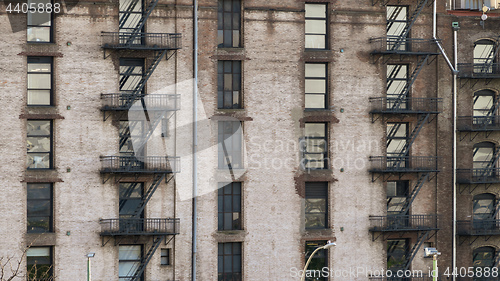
<box><xmin>452</xmin><ymin>25</ymin><xmax>458</xmax><ymax>281</ymax></box>
<box><xmin>433</xmin><ymin>0</ymin><xmax>437</xmax><ymax>38</ymax></box>
<box><xmin>192</xmin><ymin>0</ymin><xmax>198</xmax><ymax>279</ymax></box>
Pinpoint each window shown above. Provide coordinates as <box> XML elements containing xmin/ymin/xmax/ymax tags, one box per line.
<box><xmin>387</xmin><ymin>122</ymin><xmax>408</xmax><ymax>168</ymax></box>
<box><xmin>27</xmin><ymin>120</ymin><xmax>52</xmax><ymax>169</ymax></box>
<box><xmin>305</xmin><ymin>63</ymin><xmax>327</xmax><ymax>109</ymax></box>
<box><xmin>218</xmin><ymin>242</ymin><xmax>242</xmax><ymax>281</ymax></box>
<box><xmin>27</xmin><ymin>247</ymin><xmax>53</xmax><ymax>280</ymax></box>
<box><xmin>474</xmin><ymin>39</ymin><xmax>497</xmax><ymax>73</ymax></box>
<box><xmin>305</xmin><ymin>182</ymin><xmax>328</xmax><ymax>229</ymax></box>
<box><xmin>120</xmin><ymin>58</ymin><xmax>144</xmax><ymax>95</ymax></box>
<box><xmin>473</xmin><ymin>193</ymin><xmax>496</xmax><ymax>230</ymax></box>
<box><xmin>473</xmin><ymin>246</ymin><xmax>495</xmax><ymax>280</ymax></box>
<box><xmin>119</xmin><ymin>245</ymin><xmax>143</xmax><ymax>281</ymax></box>
<box><xmin>161</xmin><ymin>249</ymin><xmax>171</xmax><ymax>265</ymax></box>
<box><xmin>218</xmin><ymin>121</ymin><xmax>243</xmax><ymax>169</ymax></box>
<box><xmin>386</xmin><ymin>64</ymin><xmax>409</xmax><ymax>109</ymax></box>
<box><xmin>27</xmin><ymin>0</ymin><xmax>52</xmax><ymax>42</ymax></box>
<box><xmin>119</xmin><ymin>120</ymin><xmax>144</xmax><ymax>157</ymax></box>
<box><xmin>305</xmin><ymin>4</ymin><xmax>327</xmax><ymax>49</ymax></box>
<box><xmin>386</xmin><ymin>6</ymin><xmax>408</xmax><ymax>50</ymax></box>
<box><xmin>218</xmin><ymin>0</ymin><xmax>241</xmax><ymax>48</ymax></box>
<box><xmin>27</xmin><ymin>183</ymin><xmax>53</xmax><ymax>233</ymax></box>
<box><xmin>305</xmin><ymin>241</ymin><xmax>328</xmax><ymax>281</ymax></box>
<box><xmin>386</xmin><ymin>181</ymin><xmax>408</xmax><ymax>215</ymax></box>
<box><xmin>218</xmin><ymin>61</ymin><xmax>242</xmax><ymax>109</ymax></box>
<box><xmin>302</xmin><ymin>123</ymin><xmax>327</xmax><ymax>170</ymax></box>
<box><xmin>119</xmin><ymin>183</ymin><xmax>144</xmax><ymax>219</ymax></box>
<box><xmin>218</xmin><ymin>182</ymin><xmax>242</xmax><ymax>230</ymax></box>
<box><xmin>387</xmin><ymin>239</ymin><xmax>408</xmax><ymax>273</ymax></box>
<box><xmin>28</xmin><ymin>57</ymin><xmax>52</xmax><ymax>106</ymax></box>
<box><xmin>473</xmin><ymin>89</ymin><xmax>497</xmax><ymax>127</ymax></box>
<box><xmin>473</xmin><ymin>142</ymin><xmax>496</xmax><ymax>171</ymax></box>
<box><xmin>119</xmin><ymin>0</ymin><xmax>143</xmax><ymax>34</ymax></box>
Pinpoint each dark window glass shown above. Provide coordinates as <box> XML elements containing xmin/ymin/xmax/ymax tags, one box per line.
<box><xmin>218</xmin><ymin>0</ymin><xmax>241</xmax><ymax>48</ymax></box>
<box><xmin>218</xmin><ymin>242</ymin><xmax>242</xmax><ymax>281</ymax></box>
<box><xmin>473</xmin><ymin>246</ymin><xmax>495</xmax><ymax>270</ymax></box>
<box><xmin>218</xmin><ymin>182</ymin><xmax>242</xmax><ymax>230</ymax></box>
<box><xmin>27</xmin><ymin>120</ymin><xmax>52</xmax><ymax>169</ymax></box>
<box><xmin>305</xmin><ymin>182</ymin><xmax>328</xmax><ymax>229</ymax></box>
<box><xmin>386</xmin><ymin>181</ymin><xmax>408</xmax><ymax>215</ymax></box>
<box><xmin>218</xmin><ymin>121</ymin><xmax>243</xmax><ymax>169</ymax></box>
<box><xmin>305</xmin><ymin>4</ymin><xmax>327</xmax><ymax>49</ymax></box>
<box><xmin>218</xmin><ymin>61</ymin><xmax>242</xmax><ymax>109</ymax></box>
<box><xmin>27</xmin><ymin>183</ymin><xmax>53</xmax><ymax>233</ymax></box>
<box><xmin>119</xmin><ymin>245</ymin><xmax>143</xmax><ymax>281</ymax></box>
<box><xmin>27</xmin><ymin>247</ymin><xmax>53</xmax><ymax>280</ymax></box>
<box><xmin>27</xmin><ymin>0</ymin><xmax>52</xmax><ymax>42</ymax></box>
<box><xmin>305</xmin><ymin>63</ymin><xmax>327</xmax><ymax>109</ymax></box>
<box><xmin>161</xmin><ymin>248</ymin><xmax>171</xmax><ymax>265</ymax></box>
<box><xmin>305</xmin><ymin>241</ymin><xmax>327</xmax><ymax>281</ymax></box>
<box><xmin>120</xmin><ymin>58</ymin><xmax>144</xmax><ymax>94</ymax></box>
<box><xmin>302</xmin><ymin>123</ymin><xmax>327</xmax><ymax>170</ymax></box>
<box><xmin>119</xmin><ymin>183</ymin><xmax>144</xmax><ymax>218</ymax></box>
<box><xmin>28</xmin><ymin>57</ymin><xmax>52</xmax><ymax>106</ymax></box>
<box><xmin>387</xmin><ymin>239</ymin><xmax>408</xmax><ymax>273</ymax></box>
<box><xmin>386</xmin><ymin>6</ymin><xmax>408</xmax><ymax>50</ymax></box>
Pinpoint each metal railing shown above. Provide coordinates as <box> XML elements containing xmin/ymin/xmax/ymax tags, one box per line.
<box><xmin>369</xmin><ymin>215</ymin><xmax>439</xmax><ymax>232</ymax></box>
<box><xmin>370</xmin><ymin>37</ymin><xmax>440</xmax><ymax>54</ymax></box>
<box><xmin>100</xmin><ymin>156</ymin><xmax>180</xmax><ymax>173</ymax></box>
<box><xmin>457</xmin><ymin>63</ymin><xmax>500</xmax><ymax>79</ymax></box>
<box><xmin>100</xmin><ymin>218</ymin><xmax>180</xmax><ymax>236</ymax></box>
<box><xmin>369</xmin><ymin>97</ymin><xmax>442</xmax><ymax>114</ymax></box>
<box><xmin>101</xmin><ymin>32</ymin><xmax>182</xmax><ymax>50</ymax></box>
<box><xmin>457</xmin><ymin>116</ymin><xmax>500</xmax><ymax>131</ymax></box>
<box><xmin>457</xmin><ymin>168</ymin><xmax>500</xmax><ymax>183</ymax></box>
<box><xmin>101</xmin><ymin>94</ymin><xmax>180</xmax><ymax>111</ymax></box>
<box><xmin>457</xmin><ymin>220</ymin><xmax>500</xmax><ymax>235</ymax></box>
<box><xmin>369</xmin><ymin>156</ymin><xmax>438</xmax><ymax>172</ymax></box>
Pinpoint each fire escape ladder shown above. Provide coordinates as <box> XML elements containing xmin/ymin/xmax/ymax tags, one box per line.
<box><xmin>391</xmin><ymin>55</ymin><xmax>430</xmax><ymax>110</ymax></box>
<box><xmin>123</xmin><ymin>50</ymin><xmax>167</xmax><ymax>109</ymax></box>
<box><xmin>400</xmin><ymin>113</ymin><xmax>430</xmax><ymax>157</ymax></box>
<box><xmin>133</xmin><ymin>174</ymin><xmax>166</xmax><ymax>217</ymax></box>
<box><xmin>401</xmin><ymin>173</ymin><xmax>430</xmax><ymax>215</ymax></box>
<box><xmin>130</xmin><ymin>235</ymin><xmax>165</xmax><ymax>281</ymax></box>
<box><xmin>125</xmin><ymin>0</ymin><xmax>160</xmax><ymax>45</ymax></box>
<box><xmin>404</xmin><ymin>230</ymin><xmax>429</xmax><ymax>271</ymax></box>
<box><xmin>391</xmin><ymin>0</ymin><xmax>429</xmax><ymax>51</ymax></box>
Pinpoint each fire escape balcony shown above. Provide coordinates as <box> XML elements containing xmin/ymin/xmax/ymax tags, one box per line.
<box><xmin>370</xmin><ymin>97</ymin><xmax>442</xmax><ymax>114</ymax></box>
<box><xmin>101</xmin><ymin>93</ymin><xmax>180</xmax><ymax>112</ymax></box>
<box><xmin>458</xmin><ymin>116</ymin><xmax>500</xmax><ymax>131</ymax></box>
<box><xmin>101</xmin><ymin>32</ymin><xmax>182</xmax><ymax>50</ymax></box>
<box><xmin>99</xmin><ymin>218</ymin><xmax>180</xmax><ymax>236</ymax></box>
<box><xmin>100</xmin><ymin>156</ymin><xmax>180</xmax><ymax>174</ymax></box>
<box><xmin>369</xmin><ymin>156</ymin><xmax>439</xmax><ymax>173</ymax></box>
<box><xmin>457</xmin><ymin>220</ymin><xmax>500</xmax><ymax>236</ymax></box>
<box><xmin>456</xmin><ymin>168</ymin><xmax>500</xmax><ymax>184</ymax></box>
<box><xmin>369</xmin><ymin>215</ymin><xmax>439</xmax><ymax>232</ymax></box>
<box><xmin>457</xmin><ymin>63</ymin><xmax>500</xmax><ymax>79</ymax></box>
<box><xmin>370</xmin><ymin>37</ymin><xmax>440</xmax><ymax>55</ymax></box>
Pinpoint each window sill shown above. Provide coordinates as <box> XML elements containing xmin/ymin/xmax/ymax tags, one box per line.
<box><xmin>214</xmin><ymin>229</ymin><xmax>246</xmax><ymax>242</ymax></box>
<box><xmin>26</xmin><ymin>232</ymin><xmax>56</xmax><ymax>246</ymax></box>
<box><xmin>302</xmin><ymin>228</ymin><xmax>335</xmax><ymax>240</ymax></box>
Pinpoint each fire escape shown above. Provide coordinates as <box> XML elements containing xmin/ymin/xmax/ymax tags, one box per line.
<box><xmin>99</xmin><ymin>0</ymin><xmax>181</xmax><ymax>280</ymax></box>
<box><xmin>368</xmin><ymin>0</ymin><xmax>441</xmax><ymax>273</ymax></box>
<box><xmin>456</xmin><ymin>36</ymin><xmax>500</xmax><ymax>246</ymax></box>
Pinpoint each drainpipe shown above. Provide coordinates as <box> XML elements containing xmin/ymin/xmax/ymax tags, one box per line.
<box><xmin>452</xmin><ymin>23</ymin><xmax>459</xmax><ymax>281</ymax></box>
<box><xmin>192</xmin><ymin>0</ymin><xmax>198</xmax><ymax>279</ymax></box>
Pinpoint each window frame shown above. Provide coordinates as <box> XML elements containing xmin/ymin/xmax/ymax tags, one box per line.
<box><xmin>218</xmin><ymin>242</ymin><xmax>242</xmax><ymax>281</ymax></box>
<box><xmin>217</xmin><ymin>0</ymin><xmax>242</xmax><ymax>48</ymax></box>
<box><xmin>302</xmin><ymin>122</ymin><xmax>328</xmax><ymax>170</ymax></box>
<box><xmin>305</xmin><ymin>3</ymin><xmax>328</xmax><ymax>50</ymax></box>
<box><xmin>119</xmin><ymin>58</ymin><xmax>145</xmax><ymax>95</ymax></box>
<box><xmin>386</xmin><ymin>64</ymin><xmax>409</xmax><ymax>102</ymax></box>
<box><xmin>304</xmin><ymin>240</ymin><xmax>328</xmax><ymax>281</ymax></box>
<box><xmin>218</xmin><ymin>60</ymin><xmax>242</xmax><ymax>109</ymax></box>
<box><xmin>305</xmin><ymin>182</ymin><xmax>328</xmax><ymax>229</ymax></box>
<box><xmin>160</xmin><ymin>248</ymin><xmax>171</xmax><ymax>266</ymax></box>
<box><xmin>218</xmin><ymin>182</ymin><xmax>242</xmax><ymax>231</ymax></box>
<box><xmin>387</xmin><ymin>238</ymin><xmax>409</xmax><ymax>272</ymax></box>
<box><xmin>27</xmin><ymin>0</ymin><xmax>54</xmax><ymax>43</ymax></box>
<box><xmin>119</xmin><ymin>245</ymin><xmax>144</xmax><ymax>281</ymax></box>
<box><xmin>27</xmin><ymin>246</ymin><xmax>53</xmax><ymax>280</ymax></box>
<box><xmin>386</xmin><ymin>181</ymin><xmax>409</xmax><ymax>215</ymax></box>
<box><xmin>27</xmin><ymin>183</ymin><xmax>53</xmax><ymax>233</ymax></box>
<box><xmin>27</xmin><ymin>56</ymin><xmax>53</xmax><ymax>106</ymax></box>
<box><xmin>305</xmin><ymin>62</ymin><xmax>328</xmax><ymax>110</ymax></box>
<box><xmin>218</xmin><ymin>121</ymin><xmax>243</xmax><ymax>169</ymax></box>
<box><xmin>27</xmin><ymin>119</ymin><xmax>53</xmax><ymax>170</ymax></box>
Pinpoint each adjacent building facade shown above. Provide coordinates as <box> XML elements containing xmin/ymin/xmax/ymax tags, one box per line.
<box><xmin>0</xmin><ymin>0</ymin><xmax>500</xmax><ymax>280</ymax></box>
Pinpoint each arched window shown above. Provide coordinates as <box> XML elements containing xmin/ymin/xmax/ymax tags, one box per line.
<box><xmin>473</xmin><ymin>90</ymin><xmax>497</xmax><ymax>127</ymax></box>
<box><xmin>474</xmin><ymin>39</ymin><xmax>497</xmax><ymax>74</ymax></box>
<box><xmin>473</xmin><ymin>142</ymin><xmax>496</xmax><ymax>179</ymax></box>
<box><xmin>473</xmin><ymin>246</ymin><xmax>495</xmax><ymax>274</ymax></box>
<box><xmin>473</xmin><ymin>193</ymin><xmax>496</xmax><ymax>231</ymax></box>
